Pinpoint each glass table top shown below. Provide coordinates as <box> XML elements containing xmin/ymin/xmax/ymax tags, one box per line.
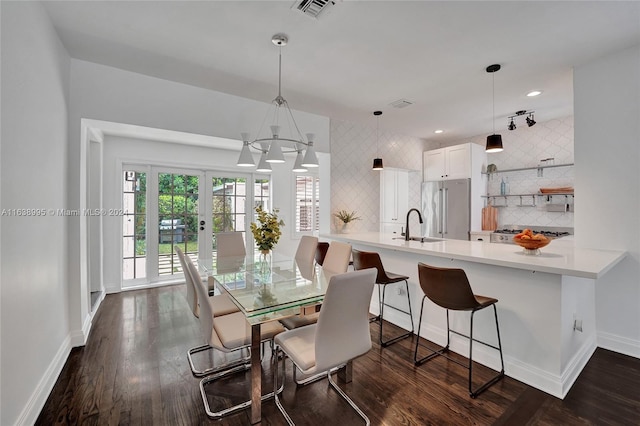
<box><xmin>203</xmin><ymin>252</ymin><xmax>331</xmax><ymax>325</ymax></box>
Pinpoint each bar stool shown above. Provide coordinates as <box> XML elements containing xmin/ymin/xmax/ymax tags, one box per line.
<box><xmin>352</xmin><ymin>249</ymin><xmax>414</xmax><ymax>347</ymax></box>
<box><xmin>414</xmin><ymin>262</ymin><xmax>505</xmax><ymax>398</ymax></box>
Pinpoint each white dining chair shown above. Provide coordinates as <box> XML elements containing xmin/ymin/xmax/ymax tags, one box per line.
<box><xmin>273</xmin><ymin>268</ymin><xmax>377</xmax><ymax>425</ymax></box>
<box><xmin>215</xmin><ymin>231</ymin><xmax>246</xmax><ymax>257</ymax></box>
<box><xmin>186</xmin><ymin>256</ymin><xmax>285</xmax><ymax>419</ymax></box>
<box><xmin>294</xmin><ymin>235</ymin><xmax>318</xmax><ymax>266</ymax></box>
<box><xmin>322</xmin><ymin>241</ymin><xmax>352</xmax><ymax>275</ymax></box>
<box><xmin>181</xmin><ymin>254</ymin><xmax>239</xmax><ymax>323</ymax></box>
<box><xmin>175</xmin><ymin>246</ymin><xmax>199</xmax><ymax>317</ymax></box>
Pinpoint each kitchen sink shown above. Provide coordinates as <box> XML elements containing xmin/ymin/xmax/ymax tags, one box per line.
<box><xmin>393</xmin><ymin>236</ymin><xmax>442</xmax><ymax>243</ymax></box>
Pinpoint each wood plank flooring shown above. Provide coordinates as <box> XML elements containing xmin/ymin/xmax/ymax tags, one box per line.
<box><xmin>36</xmin><ymin>285</ymin><xmax>640</xmax><ymax>425</ymax></box>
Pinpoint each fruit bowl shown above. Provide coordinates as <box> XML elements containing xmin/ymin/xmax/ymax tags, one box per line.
<box><xmin>513</xmin><ymin>236</ymin><xmax>551</xmax><ymax>255</ymax></box>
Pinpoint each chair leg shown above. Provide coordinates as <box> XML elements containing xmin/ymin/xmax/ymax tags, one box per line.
<box><xmin>327</xmin><ymin>371</ymin><xmax>370</xmax><ymax>425</ymax></box>
<box><xmin>293</xmin><ymin>363</ymin><xmax>343</xmax><ymax>386</ymax></box>
<box><xmin>467</xmin><ymin>305</ymin><xmax>505</xmax><ymax>398</ymax></box>
<box><xmin>378</xmin><ymin>281</ymin><xmax>414</xmax><ymax>347</ymax></box>
<box><xmin>414</xmin><ymin>302</ymin><xmax>451</xmax><ymax>366</ymax></box>
<box><xmin>199</xmin><ymin>344</ymin><xmax>284</xmax><ymax>420</ymax></box>
<box><xmin>273</xmin><ymin>346</ymin><xmax>295</xmax><ymax>425</ymax></box>
<box><xmin>187</xmin><ymin>344</ymin><xmax>251</xmax><ymax>377</ymax></box>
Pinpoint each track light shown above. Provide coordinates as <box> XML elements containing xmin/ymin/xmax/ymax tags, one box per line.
<box><xmin>526</xmin><ymin>113</ymin><xmax>536</xmax><ymax>127</ymax></box>
<box><xmin>507</xmin><ymin>110</ymin><xmax>536</xmax><ymax>130</ymax></box>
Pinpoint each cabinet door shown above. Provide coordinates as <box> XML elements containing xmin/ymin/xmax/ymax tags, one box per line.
<box><xmin>381</xmin><ymin>170</ymin><xmax>398</xmax><ymax>222</ymax></box>
<box><xmin>445</xmin><ymin>144</ymin><xmax>471</xmax><ymax>179</ymax></box>
<box><xmin>380</xmin><ymin>169</ymin><xmax>409</xmax><ymax>223</ymax></box>
<box><xmin>424</xmin><ymin>149</ymin><xmax>446</xmax><ymax>181</ymax></box>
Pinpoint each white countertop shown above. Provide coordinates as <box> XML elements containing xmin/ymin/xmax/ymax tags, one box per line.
<box><xmin>321</xmin><ymin>232</ymin><xmax>626</xmax><ymax>279</ymax></box>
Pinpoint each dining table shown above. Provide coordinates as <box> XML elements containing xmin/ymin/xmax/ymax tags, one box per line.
<box><xmin>203</xmin><ymin>251</ymin><xmax>341</xmax><ymax>424</ymax></box>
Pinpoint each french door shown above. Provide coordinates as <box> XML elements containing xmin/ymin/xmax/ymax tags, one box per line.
<box><xmin>121</xmin><ymin>166</ymin><xmax>268</xmax><ymax>287</ymax></box>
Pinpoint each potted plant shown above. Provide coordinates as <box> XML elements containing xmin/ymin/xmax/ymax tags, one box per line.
<box><xmin>250</xmin><ymin>205</ymin><xmax>284</xmax><ymax>254</ymax></box>
<box><xmin>333</xmin><ymin>209</ymin><xmax>361</xmax><ymax>233</ymax></box>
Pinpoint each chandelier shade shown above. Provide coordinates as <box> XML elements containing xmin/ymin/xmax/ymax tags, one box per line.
<box><xmin>485</xmin><ymin>64</ymin><xmax>504</xmax><ymax>153</ymax></box>
<box><xmin>237</xmin><ymin>34</ymin><xmax>319</xmax><ymax>171</ymax></box>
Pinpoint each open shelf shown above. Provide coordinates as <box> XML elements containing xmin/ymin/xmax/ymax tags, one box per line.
<box><xmin>482</xmin><ymin>163</ymin><xmax>574</xmax><ymax>175</ymax></box>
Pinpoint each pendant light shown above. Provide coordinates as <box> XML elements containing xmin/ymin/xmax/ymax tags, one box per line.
<box><xmin>485</xmin><ymin>64</ymin><xmax>504</xmax><ymax>153</ymax></box>
<box><xmin>372</xmin><ymin>110</ymin><xmax>384</xmax><ymax>170</ymax></box>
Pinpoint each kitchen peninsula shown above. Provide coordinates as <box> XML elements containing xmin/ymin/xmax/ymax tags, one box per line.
<box><xmin>321</xmin><ymin>232</ymin><xmax>626</xmax><ymax>399</ymax></box>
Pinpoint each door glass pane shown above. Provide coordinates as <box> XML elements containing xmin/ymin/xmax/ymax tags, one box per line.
<box><xmin>122</xmin><ymin>171</ymin><xmax>146</xmax><ymax>280</ymax></box>
<box><xmin>211</xmin><ymin>177</ymin><xmax>256</xmax><ymax>257</ymax></box>
<box><xmin>159</xmin><ymin>173</ymin><xmax>199</xmax><ymax>276</ymax></box>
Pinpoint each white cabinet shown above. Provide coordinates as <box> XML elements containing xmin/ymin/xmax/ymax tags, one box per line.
<box><xmin>423</xmin><ymin>143</ymin><xmax>474</xmax><ymax>181</ymax></box>
<box><xmin>380</xmin><ymin>169</ymin><xmax>409</xmax><ymax>233</ymax></box>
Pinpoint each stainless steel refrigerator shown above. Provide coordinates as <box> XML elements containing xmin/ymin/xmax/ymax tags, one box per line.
<box><xmin>421</xmin><ymin>179</ymin><xmax>471</xmax><ymax>240</ymax></box>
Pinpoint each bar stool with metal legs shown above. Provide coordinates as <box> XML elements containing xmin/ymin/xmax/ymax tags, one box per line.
<box><xmin>352</xmin><ymin>249</ymin><xmax>414</xmax><ymax>347</ymax></box>
<box><xmin>414</xmin><ymin>262</ymin><xmax>505</xmax><ymax>398</ymax></box>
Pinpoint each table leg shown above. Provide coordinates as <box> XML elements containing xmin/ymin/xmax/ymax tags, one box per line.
<box><xmin>250</xmin><ymin>323</ymin><xmax>261</xmax><ymax>424</ymax></box>
<box><xmin>337</xmin><ymin>360</ymin><xmax>353</xmax><ymax>383</ymax></box>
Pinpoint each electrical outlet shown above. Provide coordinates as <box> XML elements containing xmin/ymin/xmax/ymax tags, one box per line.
<box><xmin>573</xmin><ymin>316</ymin><xmax>583</xmax><ymax>332</ymax></box>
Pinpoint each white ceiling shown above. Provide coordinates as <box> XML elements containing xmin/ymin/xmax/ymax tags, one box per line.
<box><xmin>42</xmin><ymin>1</ymin><xmax>640</xmax><ymax>142</ymax></box>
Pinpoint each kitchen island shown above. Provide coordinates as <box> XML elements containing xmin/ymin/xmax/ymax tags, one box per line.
<box><xmin>320</xmin><ymin>232</ymin><xmax>625</xmax><ymax>398</ymax></box>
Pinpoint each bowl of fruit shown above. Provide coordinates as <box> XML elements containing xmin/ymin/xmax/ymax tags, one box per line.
<box><xmin>513</xmin><ymin>229</ymin><xmax>551</xmax><ymax>255</ymax></box>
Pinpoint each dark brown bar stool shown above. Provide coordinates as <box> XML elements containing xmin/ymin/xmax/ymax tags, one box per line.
<box><xmin>315</xmin><ymin>241</ymin><xmax>330</xmax><ymax>266</ymax></box>
<box><xmin>352</xmin><ymin>249</ymin><xmax>414</xmax><ymax>347</ymax></box>
<box><xmin>414</xmin><ymin>262</ymin><xmax>505</xmax><ymax>398</ymax></box>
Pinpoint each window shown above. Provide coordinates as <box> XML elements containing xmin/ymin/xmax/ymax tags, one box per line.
<box><xmin>122</xmin><ymin>171</ymin><xmax>147</xmax><ymax>280</ymax></box>
<box><xmin>294</xmin><ymin>175</ymin><xmax>319</xmax><ymax>235</ymax></box>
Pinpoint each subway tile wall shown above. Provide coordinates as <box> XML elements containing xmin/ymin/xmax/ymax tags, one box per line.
<box><xmin>330</xmin><ymin>120</ymin><xmax>425</xmax><ymax>233</ymax></box>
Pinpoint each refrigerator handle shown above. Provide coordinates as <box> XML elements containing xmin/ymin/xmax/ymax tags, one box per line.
<box><xmin>438</xmin><ymin>188</ymin><xmax>443</xmax><ymax>234</ymax></box>
<box><xmin>443</xmin><ymin>187</ymin><xmax>448</xmax><ymax>235</ymax></box>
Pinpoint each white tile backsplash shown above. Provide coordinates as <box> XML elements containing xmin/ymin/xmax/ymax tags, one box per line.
<box><xmin>330</xmin><ymin>120</ymin><xmax>425</xmax><ymax>233</ymax></box>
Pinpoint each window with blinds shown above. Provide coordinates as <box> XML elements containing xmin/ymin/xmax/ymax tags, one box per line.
<box><xmin>294</xmin><ymin>175</ymin><xmax>319</xmax><ymax>235</ymax></box>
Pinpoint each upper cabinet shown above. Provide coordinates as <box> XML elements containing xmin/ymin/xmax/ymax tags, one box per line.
<box><xmin>423</xmin><ymin>143</ymin><xmax>485</xmax><ymax>181</ymax></box>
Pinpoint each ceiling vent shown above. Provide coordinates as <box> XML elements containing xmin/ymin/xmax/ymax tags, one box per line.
<box><xmin>293</xmin><ymin>0</ymin><xmax>335</xmax><ymax>19</ymax></box>
<box><xmin>390</xmin><ymin>99</ymin><xmax>413</xmax><ymax>109</ymax></box>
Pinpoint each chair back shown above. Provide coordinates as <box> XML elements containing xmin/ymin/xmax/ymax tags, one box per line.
<box><xmin>185</xmin><ymin>254</ymin><xmax>215</xmax><ymax>346</ymax></box>
<box><xmin>417</xmin><ymin>262</ymin><xmax>480</xmax><ymax>311</ymax></box>
<box><xmin>322</xmin><ymin>241</ymin><xmax>352</xmax><ymax>275</ymax></box>
<box><xmin>315</xmin><ymin>268</ymin><xmax>377</xmax><ymax>372</ymax></box>
<box><xmin>216</xmin><ymin>232</ymin><xmax>246</xmax><ymax>257</ymax></box>
<box><xmin>295</xmin><ymin>235</ymin><xmax>318</xmax><ymax>266</ymax></box>
<box><xmin>351</xmin><ymin>249</ymin><xmax>390</xmax><ymax>284</ymax></box>
<box><xmin>175</xmin><ymin>246</ymin><xmax>199</xmax><ymax>317</ymax></box>
<box><xmin>315</xmin><ymin>242</ymin><xmax>330</xmax><ymax>266</ymax></box>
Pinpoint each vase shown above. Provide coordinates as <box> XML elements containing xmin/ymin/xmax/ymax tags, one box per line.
<box><xmin>340</xmin><ymin>222</ymin><xmax>352</xmax><ymax>234</ymax></box>
<box><xmin>259</xmin><ymin>250</ymin><xmax>271</xmax><ymax>274</ymax></box>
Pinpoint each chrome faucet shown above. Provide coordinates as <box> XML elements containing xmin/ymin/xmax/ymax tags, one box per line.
<box><xmin>405</xmin><ymin>208</ymin><xmax>424</xmax><ymax>241</ymax></box>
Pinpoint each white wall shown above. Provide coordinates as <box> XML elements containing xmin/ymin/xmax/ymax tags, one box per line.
<box><xmin>574</xmin><ymin>45</ymin><xmax>640</xmax><ymax>357</ymax></box>
<box><xmin>0</xmin><ymin>2</ymin><xmax>71</xmax><ymax>425</ymax></box>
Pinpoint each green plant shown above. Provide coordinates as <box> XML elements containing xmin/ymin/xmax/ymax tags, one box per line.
<box><xmin>250</xmin><ymin>206</ymin><xmax>284</xmax><ymax>251</ymax></box>
<box><xmin>333</xmin><ymin>209</ymin><xmax>361</xmax><ymax>224</ymax></box>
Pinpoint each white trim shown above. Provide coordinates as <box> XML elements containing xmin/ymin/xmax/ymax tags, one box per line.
<box><xmin>14</xmin><ymin>336</ymin><xmax>72</xmax><ymax>426</ymax></box>
<box><xmin>598</xmin><ymin>331</ymin><xmax>640</xmax><ymax>358</ymax></box>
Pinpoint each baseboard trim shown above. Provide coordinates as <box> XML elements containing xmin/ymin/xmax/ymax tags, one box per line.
<box><xmin>597</xmin><ymin>331</ymin><xmax>640</xmax><ymax>359</ymax></box>
<box><xmin>14</xmin><ymin>335</ymin><xmax>72</xmax><ymax>426</ymax></box>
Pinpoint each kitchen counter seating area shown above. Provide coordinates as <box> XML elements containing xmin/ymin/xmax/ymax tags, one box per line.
<box><xmin>321</xmin><ymin>232</ymin><xmax>626</xmax><ymax>399</ymax></box>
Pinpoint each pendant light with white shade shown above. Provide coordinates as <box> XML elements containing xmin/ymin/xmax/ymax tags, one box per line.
<box><xmin>237</xmin><ymin>33</ymin><xmax>319</xmax><ymax>171</ymax></box>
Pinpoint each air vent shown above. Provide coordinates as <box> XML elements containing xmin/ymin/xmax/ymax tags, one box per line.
<box><xmin>293</xmin><ymin>0</ymin><xmax>335</xmax><ymax>19</ymax></box>
<box><xmin>390</xmin><ymin>99</ymin><xmax>413</xmax><ymax>109</ymax></box>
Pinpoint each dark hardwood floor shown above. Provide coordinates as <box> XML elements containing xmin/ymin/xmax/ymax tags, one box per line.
<box><xmin>36</xmin><ymin>285</ymin><xmax>640</xmax><ymax>425</ymax></box>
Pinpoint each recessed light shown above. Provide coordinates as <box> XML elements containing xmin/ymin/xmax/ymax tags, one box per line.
<box><xmin>527</xmin><ymin>90</ymin><xmax>542</xmax><ymax>97</ymax></box>
<box><xmin>434</xmin><ymin>129</ymin><xmax>444</xmax><ymax>134</ymax></box>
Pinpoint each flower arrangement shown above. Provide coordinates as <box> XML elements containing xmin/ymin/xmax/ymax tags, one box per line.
<box><xmin>250</xmin><ymin>206</ymin><xmax>284</xmax><ymax>252</ymax></box>
<box><xmin>333</xmin><ymin>209</ymin><xmax>361</xmax><ymax>224</ymax></box>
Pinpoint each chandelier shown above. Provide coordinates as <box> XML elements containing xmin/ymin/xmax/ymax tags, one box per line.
<box><xmin>237</xmin><ymin>33</ymin><xmax>319</xmax><ymax>173</ymax></box>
